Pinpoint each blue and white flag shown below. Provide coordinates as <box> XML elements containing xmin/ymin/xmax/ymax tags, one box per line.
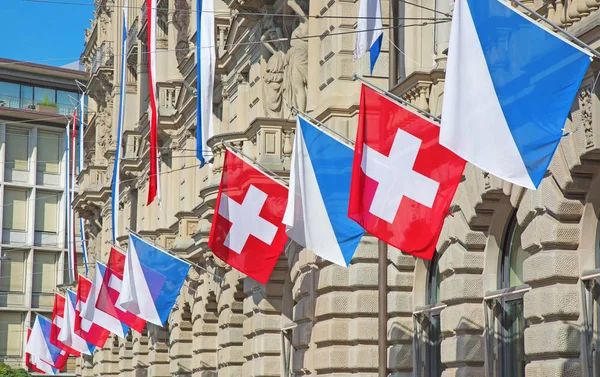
<box><xmin>283</xmin><ymin>116</ymin><xmax>364</xmax><ymax>267</ymax></box>
<box><xmin>58</xmin><ymin>290</ymin><xmax>95</xmax><ymax>355</ymax></box>
<box><xmin>196</xmin><ymin>0</ymin><xmax>215</xmax><ymax>165</ymax></box>
<box><xmin>79</xmin><ymin>93</ymin><xmax>89</xmax><ymax>275</ymax></box>
<box><xmin>440</xmin><ymin>0</ymin><xmax>592</xmax><ymax>189</ymax></box>
<box><xmin>26</xmin><ymin>315</ymin><xmax>67</xmax><ymax>370</ymax></box>
<box><xmin>112</xmin><ymin>0</ymin><xmax>128</xmax><ymax>241</ymax></box>
<box><xmin>354</xmin><ymin>0</ymin><xmax>382</xmax><ymax>73</ymax></box>
<box><xmin>117</xmin><ymin>233</ymin><xmax>190</xmax><ymax>326</ymax></box>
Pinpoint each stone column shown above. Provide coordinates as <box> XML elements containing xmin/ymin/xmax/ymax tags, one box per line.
<box><xmin>242</xmin><ymin>255</ymin><xmax>287</xmax><ymax>376</ymax></box>
<box><xmin>132</xmin><ymin>329</ymin><xmax>150</xmax><ymax>377</ymax></box>
<box><xmin>148</xmin><ymin>325</ymin><xmax>170</xmax><ymax>377</ymax></box>
<box><xmin>217</xmin><ymin>270</ymin><xmax>245</xmax><ymax>377</ymax></box>
<box><xmin>118</xmin><ymin>333</ymin><xmax>134</xmax><ymax>377</ymax></box>
<box><xmin>191</xmin><ymin>272</ymin><xmax>219</xmax><ymax>377</ymax></box>
<box><xmin>169</xmin><ymin>300</ymin><xmax>193</xmax><ymax>376</ymax></box>
<box><xmin>312</xmin><ymin>235</ymin><xmax>380</xmax><ymax>375</ymax></box>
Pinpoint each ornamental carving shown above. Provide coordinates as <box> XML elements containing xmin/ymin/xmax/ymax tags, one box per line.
<box><xmin>173</xmin><ymin>0</ymin><xmax>191</xmax><ymax>67</ymax></box>
<box><xmin>579</xmin><ymin>86</ymin><xmax>593</xmax><ymax>149</ymax></box>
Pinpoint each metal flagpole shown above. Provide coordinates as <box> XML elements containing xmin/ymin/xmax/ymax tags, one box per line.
<box><xmin>353</xmin><ymin>74</ymin><xmax>441</xmax><ymax>122</ymax></box>
<box><xmin>288</xmin><ymin>105</ymin><xmax>355</xmax><ymax>146</ymax></box>
<box><xmin>378</xmin><ymin>240</ymin><xmax>388</xmax><ymax>376</ymax></box>
<box><xmin>509</xmin><ymin>0</ymin><xmax>600</xmax><ymax>60</ymax></box>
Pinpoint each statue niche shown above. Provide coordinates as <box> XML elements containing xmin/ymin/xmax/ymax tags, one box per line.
<box><xmin>261</xmin><ymin>0</ymin><xmax>309</xmax><ymax>116</ymax></box>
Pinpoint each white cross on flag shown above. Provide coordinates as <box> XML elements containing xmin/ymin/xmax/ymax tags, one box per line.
<box><xmin>209</xmin><ymin>149</ymin><xmax>289</xmax><ymax>283</ymax></box>
<box><xmin>349</xmin><ymin>85</ymin><xmax>466</xmax><ymax>260</ymax></box>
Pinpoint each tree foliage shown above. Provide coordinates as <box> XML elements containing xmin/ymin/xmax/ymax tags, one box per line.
<box><xmin>0</xmin><ymin>363</ymin><xmax>31</xmax><ymax>377</ymax></box>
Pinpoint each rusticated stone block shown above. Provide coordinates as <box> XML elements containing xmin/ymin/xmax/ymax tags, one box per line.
<box><xmin>217</xmin><ymin>326</ymin><xmax>244</xmax><ymax>346</ymax></box>
<box><xmin>243</xmin><ymin>355</ymin><xmax>281</xmax><ymax>376</ymax></box>
<box><xmin>317</xmin><ymin>264</ymin><xmax>350</xmax><ymax>290</ymax></box>
<box><xmin>244</xmin><ymin>333</ymin><xmax>281</xmax><ymax>356</ymax></box>
<box><xmin>389</xmin><ymin>246</ymin><xmax>416</xmax><ymax>270</ymax></box>
<box><xmin>387</xmin><ymin>265</ymin><xmax>414</xmax><ymax>289</ymax></box>
<box><xmin>292</xmin><ymin>321</ymin><xmax>312</xmax><ymax>347</ymax></box>
<box><xmin>388</xmin><ymin>343</ymin><xmax>413</xmax><ymax>370</ymax></box>
<box><xmin>351</xmin><ymin>235</ymin><xmax>379</xmax><ymax>261</ymax></box>
<box><xmin>440</xmin><ymin>303</ymin><xmax>484</xmax><ymax>333</ymax></box>
<box><xmin>522</xmin><ymin>250</ymin><xmax>579</xmax><ymax>285</ymax></box>
<box><xmin>243</xmin><ymin>313</ymin><xmax>281</xmax><ymax>336</ymax></box>
<box><xmin>315</xmin><ymin>291</ymin><xmax>378</xmax><ymax>317</ymax></box>
<box><xmin>438</xmin><ymin>246</ymin><xmax>484</xmax><ymax>275</ymax></box>
<box><xmin>387</xmin><ymin>292</ymin><xmax>413</xmax><ymax>315</ymax></box>
<box><xmin>439</xmin><ymin>275</ymin><xmax>483</xmax><ymax>304</ymax></box>
<box><xmin>524</xmin><ymin>322</ymin><xmax>580</xmax><ymax>356</ymax></box>
<box><xmin>441</xmin><ymin>334</ymin><xmax>484</xmax><ymax>364</ymax></box>
<box><xmin>294</xmin><ymin>295</ymin><xmax>313</xmax><ymax>321</ymax></box>
<box><xmin>313</xmin><ymin>319</ymin><xmax>351</xmax><ymax>344</ymax></box>
<box><xmin>349</xmin><ymin>263</ymin><xmax>379</xmax><ymax>288</ymax></box>
<box><xmin>525</xmin><ymin>358</ymin><xmax>581</xmax><ymax>377</ymax></box>
<box><xmin>537</xmin><ymin>214</ymin><xmax>580</xmax><ymax>250</ymax></box>
<box><xmin>523</xmin><ymin>284</ymin><xmax>580</xmax><ymax>320</ymax></box>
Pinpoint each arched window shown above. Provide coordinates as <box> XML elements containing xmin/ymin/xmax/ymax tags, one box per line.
<box><xmin>485</xmin><ymin>212</ymin><xmax>528</xmax><ymax>377</ymax></box>
<box><xmin>414</xmin><ymin>253</ymin><xmax>445</xmax><ymax>377</ymax></box>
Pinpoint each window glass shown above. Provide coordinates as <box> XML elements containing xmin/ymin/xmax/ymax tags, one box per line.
<box><xmin>63</xmin><ymin>253</ymin><xmax>85</xmax><ymax>283</ymax></box>
<box><xmin>21</xmin><ymin>85</ymin><xmax>34</xmax><ymax>110</ymax></box>
<box><xmin>35</xmin><ymin>191</ymin><xmax>59</xmax><ymax>233</ymax></box>
<box><xmin>0</xmin><ymin>82</ymin><xmax>20</xmax><ymax>109</ymax></box>
<box><xmin>5</xmin><ymin>127</ymin><xmax>29</xmax><ymax>171</ymax></box>
<box><xmin>3</xmin><ymin>189</ymin><xmax>28</xmax><ymax>231</ymax></box>
<box><xmin>503</xmin><ymin>216</ymin><xmax>528</xmax><ymax>288</ymax></box>
<box><xmin>37</xmin><ymin>131</ymin><xmax>61</xmax><ymax>174</ymax></box>
<box><xmin>0</xmin><ymin>312</ymin><xmax>23</xmax><ymax>356</ymax></box>
<box><xmin>0</xmin><ymin>250</ymin><xmax>26</xmax><ymax>292</ymax></box>
<box><xmin>32</xmin><ymin>252</ymin><xmax>57</xmax><ymax>293</ymax></box>
<box><xmin>34</xmin><ymin>87</ymin><xmax>56</xmax><ymax>107</ymax></box>
<box><xmin>57</xmin><ymin>90</ymin><xmax>76</xmax><ymax>116</ymax></box>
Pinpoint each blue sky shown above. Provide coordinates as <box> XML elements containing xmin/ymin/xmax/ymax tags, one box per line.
<box><xmin>0</xmin><ymin>0</ymin><xmax>94</xmax><ymax>67</ymax></box>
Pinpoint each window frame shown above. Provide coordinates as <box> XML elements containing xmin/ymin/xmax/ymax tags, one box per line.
<box><xmin>484</xmin><ymin>211</ymin><xmax>530</xmax><ymax>377</ymax></box>
<box><xmin>413</xmin><ymin>254</ymin><xmax>446</xmax><ymax>377</ymax></box>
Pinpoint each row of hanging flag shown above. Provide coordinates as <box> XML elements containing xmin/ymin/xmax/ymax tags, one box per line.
<box><xmin>24</xmin><ymin>0</ymin><xmax>596</xmax><ymax>371</ymax></box>
<box><xmin>24</xmin><ymin>232</ymin><xmax>190</xmax><ymax>374</ymax></box>
<box><xmin>206</xmin><ymin>0</ymin><xmax>596</xmax><ymax>282</ymax></box>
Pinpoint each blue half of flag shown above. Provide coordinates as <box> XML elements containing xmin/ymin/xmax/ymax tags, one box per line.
<box><xmin>440</xmin><ymin>0</ymin><xmax>591</xmax><ymax>189</ymax></box>
<box><xmin>283</xmin><ymin>116</ymin><xmax>364</xmax><ymax>266</ymax></box>
<box><xmin>118</xmin><ymin>233</ymin><xmax>190</xmax><ymax>326</ymax></box>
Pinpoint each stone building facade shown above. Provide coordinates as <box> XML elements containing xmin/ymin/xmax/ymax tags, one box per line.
<box><xmin>75</xmin><ymin>0</ymin><xmax>600</xmax><ymax>376</ymax></box>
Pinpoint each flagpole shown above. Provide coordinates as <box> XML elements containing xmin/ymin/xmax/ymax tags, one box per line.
<box><xmin>122</xmin><ymin>229</ymin><xmax>224</xmax><ymax>282</ymax></box>
<box><xmin>221</xmin><ymin>141</ymin><xmax>289</xmax><ymax>185</ymax></box>
<box><xmin>353</xmin><ymin>74</ymin><xmax>441</xmax><ymax>122</ymax></box>
<box><xmin>378</xmin><ymin>240</ymin><xmax>388</xmax><ymax>376</ymax></box>
<box><xmin>288</xmin><ymin>105</ymin><xmax>355</xmax><ymax>146</ymax></box>
<box><xmin>509</xmin><ymin>0</ymin><xmax>600</xmax><ymax>60</ymax></box>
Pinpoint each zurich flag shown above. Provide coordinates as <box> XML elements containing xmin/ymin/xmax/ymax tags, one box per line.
<box><xmin>440</xmin><ymin>0</ymin><xmax>591</xmax><ymax>189</ymax></box>
<box><xmin>117</xmin><ymin>233</ymin><xmax>190</xmax><ymax>326</ymax></box>
<box><xmin>26</xmin><ymin>315</ymin><xmax>66</xmax><ymax>369</ymax></box>
<box><xmin>283</xmin><ymin>116</ymin><xmax>364</xmax><ymax>266</ymax></box>
<box><xmin>354</xmin><ymin>0</ymin><xmax>382</xmax><ymax>73</ymax></box>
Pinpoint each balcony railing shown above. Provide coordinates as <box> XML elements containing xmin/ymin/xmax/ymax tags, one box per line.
<box><xmin>127</xmin><ymin>17</ymin><xmax>139</xmax><ymax>61</ymax></box>
<box><xmin>0</xmin><ymin>93</ymin><xmax>77</xmax><ymax>116</ymax></box>
<box><xmin>91</xmin><ymin>41</ymin><xmax>114</xmax><ymax>74</ymax></box>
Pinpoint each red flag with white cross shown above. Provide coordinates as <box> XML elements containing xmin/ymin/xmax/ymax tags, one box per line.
<box><xmin>349</xmin><ymin>85</ymin><xmax>466</xmax><ymax>260</ymax></box>
<box><xmin>209</xmin><ymin>149</ymin><xmax>289</xmax><ymax>284</ymax></box>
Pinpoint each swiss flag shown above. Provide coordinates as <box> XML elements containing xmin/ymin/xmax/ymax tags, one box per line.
<box><xmin>96</xmin><ymin>247</ymin><xmax>146</xmax><ymax>332</ymax></box>
<box><xmin>209</xmin><ymin>149</ymin><xmax>289</xmax><ymax>284</ymax></box>
<box><xmin>349</xmin><ymin>85</ymin><xmax>465</xmax><ymax>260</ymax></box>
<box><xmin>74</xmin><ymin>275</ymin><xmax>110</xmax><ymax>348</ymax></box>
<box><xmin>50</xmin><ymin>294</ymin><xmax>80</xmax><ymax>357</ymax></box>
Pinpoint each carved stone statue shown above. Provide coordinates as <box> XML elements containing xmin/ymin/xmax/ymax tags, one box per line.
<box><xmin>261</xmin><ymin>19</ymin><xmax>287</xmax><ymax>118</ymax></box>
<box><xmin>284</xmin><ymin>0</ymin><xmax>309</xmax><ymax>112</ymax></box>
<box><xmin>173</xmin><ymin>0</ymin><xmax>191</xmax><ymax>67</ymax></box>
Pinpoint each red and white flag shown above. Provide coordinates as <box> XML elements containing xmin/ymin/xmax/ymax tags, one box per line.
<box><xmin>50</xmin><ymin>294</ymin><xmax>80</xmax><ymax>357</ymax></box>
<box><xmin>74</xmin><ymin>275</ymin><xmax>110</xmax><ymax>348</ymax></box>
<box><xmin>97</xmin><ymin>247</ymin><xmax>146</xmax><ymax>332</ymax></box>
<box><xmin>146</xmin><ymin>0</ymin><xmax>160</xmax><ymax>205</ymax></box>
<box><xmin>209</xmin><ymin>149</ymin><xmax>289</xmax><ymax>284</ymax></box>
<box><xmin>349</xmin><ymin>85</ymin><xmax>465</xmax><ymax>260</ymax></box>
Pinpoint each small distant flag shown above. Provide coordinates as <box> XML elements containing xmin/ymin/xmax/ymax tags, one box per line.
<box><xmin>117</xmin><ymin>233</ymin><xmax>190</xmax><ymax>326</ymax></box>
<box><xmin>58</xmin><ymin>290</ymin><xmax>95</xmax><ymax>355</ymax></box>
<box><xmin>74</xmin><ymin>275</ymin><xmax>110</xmax><ymax>348</ymax></box>
<box><xmin>146</xmin><ymin>0</ymin><xmax>161</xmax><ymax>205</ymax></box>
<box><xmin>440</xmin><ymin>0</ymin><xmax>592</xmax><ymax>189</ymax></box>
<box><xmin>354</xmin><ymin>0</ymin><xmax>382</xmax><ymax>73</ymax></box>
<box><xmin>81</xmin><ymin>262</ymin><xmax>130</xmax><ymax>338</ymax></box>
<box><xmin>26</xmin><ymin>330</ymin><xmax>59</xmax><ymax>375</ymax></box>
<box><xmin>196</xmin><ymin>0</ymin><xmax>215</xmax><ymax>165</ymax></box>
<box><xmin>26</xmin><ymin>315</ymin><xmax>69</xmax><ymax>370</ymax></box>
